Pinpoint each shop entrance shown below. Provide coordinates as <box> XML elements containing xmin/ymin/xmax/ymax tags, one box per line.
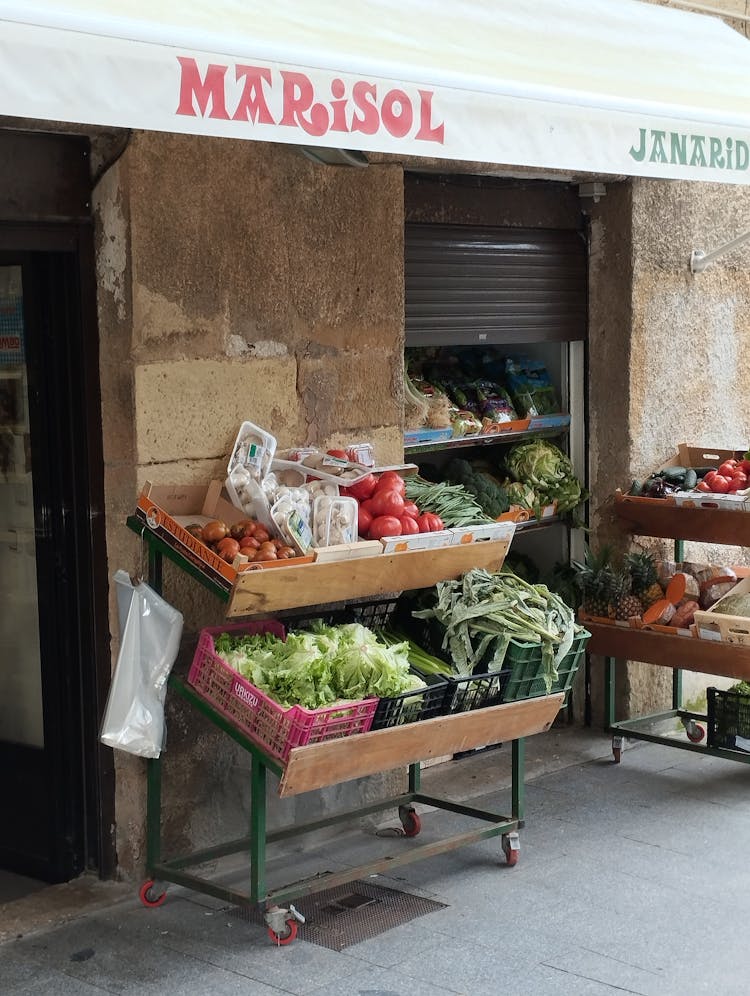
<box><xmin>0</xmin><ymin>227</ymin><xmax>111</xmax><ymax>883</ymax></box>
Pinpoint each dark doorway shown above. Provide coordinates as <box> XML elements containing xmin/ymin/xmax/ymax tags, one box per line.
<box><xmin>0</xmin><ymin>222</ymin><xmax>112</xmax><ymax>882</ymax></box>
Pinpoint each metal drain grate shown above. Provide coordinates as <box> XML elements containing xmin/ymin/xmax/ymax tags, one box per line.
<box><xmin>228</xmin><ymin>881</ymin><xmax>447</xmax><ymax>950</ymax></box>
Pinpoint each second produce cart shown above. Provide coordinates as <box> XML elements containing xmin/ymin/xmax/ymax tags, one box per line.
<box><xmin>591</xmin><ymin>496</ymin><xmax>750</xmax><ymax>766</ymax></box>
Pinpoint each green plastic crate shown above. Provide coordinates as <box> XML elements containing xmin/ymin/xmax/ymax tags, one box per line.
<box><xmin>502</xmin><ymin>629</ymin><xmax>591</xmax><ymax>704</ymax></box>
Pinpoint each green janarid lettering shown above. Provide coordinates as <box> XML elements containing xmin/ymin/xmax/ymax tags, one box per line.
<box><xmin>648</xmin><ymin>130</ymin><xmax>667</xmax><ymax>163</ymax></box>
<box><xmin>629</xmin><ymin>128</ymin><xmax>647</xmax><ymax>162</ymax></box>
<box><xmin>670</xmin><ymin>132</ymin><xmax>687</xmax><ymax>165</ymax></box>
<box><xmin>690</xmin><ymin>135</ymin><xmax>707</xmax><ymax>167</ymax></box>
<box><xmin>709</xmin><ymin>137</ymin><xmax>725</xmax><ymax>169</ymax></box>
<box><xmin>630</xmin><ymin>126</ymin><xmax>750</xmax><ymax>172</ymax></box>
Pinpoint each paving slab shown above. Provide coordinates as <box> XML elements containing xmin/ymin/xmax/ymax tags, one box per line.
<box><xmin>2</xmin><ymin>729</ymin><xmax>749</xmax><ymax>996</ymax></box>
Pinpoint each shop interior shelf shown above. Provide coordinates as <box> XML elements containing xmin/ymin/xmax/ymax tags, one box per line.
<box><xmin>612</xmin><ymin>495</ymin><xmax>750</xmax><ymax>546</ymax></box>
<box><xmin>404</xmin><ymin>422</ymin><xmax>568</xmax><ymax>455</ymax></box>
<box><xmin>586</xmin><ymin>620</ymin><xmax>750</xmax><ymax>682</ymax></box>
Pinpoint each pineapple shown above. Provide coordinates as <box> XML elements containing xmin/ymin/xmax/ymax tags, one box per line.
<box><xmin>574</xmin><ymin>545</ymin><xmax>617</xmax><ymax>619</ymax></box>
<box><xmin>610</xmin><ymin>570</ymin><xmax>644</xmax><ymax>621</ymax></box>
<box><xmin>626</xmin><ymin>551</ymin><xmax>664</xmax><ymax>608</ymax></box>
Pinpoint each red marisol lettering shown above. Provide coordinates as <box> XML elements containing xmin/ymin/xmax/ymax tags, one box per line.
<box><xmin>381</xmin><ymin>88</ymin><xmax>413</xmax><ymax>139</ymax></box>
<box><xmin>350</xmin><ymin>81</ymin><xmax>379</xmax><ymax>135</ymax></box>
<box><xmin>176</xmin><ymin>56</ymin><xmax>229</xmax><ymax>119</ymax></box>
<box><xmin>280</xmin><ymin>71</ymin><xmax>329</xmax><ymax>136</ymax></box>
<box><xmin>329</xmin><ymin>78</ymin><xmax>349</xmax><ymax>133</ymax></box>
<box><xmin>416</xmin><ymin>90</ymin><xmax>445</xmax><ymax>144</ymax></box>
<box><xmin>233</xmin><ymin>65</ymin><xmax>275</xmax><ymax>124</ymax></box>
<box><xmin>174</xmin><ymin>57</ymin><xmax>445</xmax><ymax>146</ymax></box>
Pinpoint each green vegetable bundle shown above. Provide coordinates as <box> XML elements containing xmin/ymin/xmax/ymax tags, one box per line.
<box><xmin>404</xmin><ymin>475</ymin><xmax>494</xmax><ymax>526</ymax></box>
<box><xmin>505</xmin><ymin>440</ymin><xmax>586</xmax><ymax>517</ymax></box>
<box><xmin>413</xmin><ymin>567</ymin><xmax>583</xmax><ymax>692</ymax></box>
<box><xmin>214</xmin><ymin>623</ymin><xmax>423</xmax><ymax>709</ymax></box>
<box><xmin>444</xmin><ymin>458</ymin><xmax>511</xmax><ymax>518</ymax></box>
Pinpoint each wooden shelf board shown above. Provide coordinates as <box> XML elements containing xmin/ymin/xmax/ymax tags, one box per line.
<box><xmin>227</xmin><ymin>538</ymin><xmax>511</xmax><ymax>617</ymax></box>
<box><xmin>279</xmin><ymin>693</ymin><xmax>563</xmax><ymax>797</ymax></box>
<box><xmin>613</xmin><ymin>497</ymin><xmax>750</xmax><ymax>546</ymax></box>
<box><xmin>586</xmin><ymin>620</ymin><xmax>750</xmax><ymax>681</ymax></box>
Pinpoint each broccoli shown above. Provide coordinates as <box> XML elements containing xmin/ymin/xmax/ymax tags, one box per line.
<box><xmin>444</xmin><ymin>458</ymin><xmax>511</xmax><ymax>517</ymax></box>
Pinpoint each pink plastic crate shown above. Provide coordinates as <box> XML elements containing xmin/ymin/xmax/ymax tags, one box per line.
<box><xmin>188</xmin><ymin>620</ymin><xmax>377</xmax><ymax>763</ymax></box>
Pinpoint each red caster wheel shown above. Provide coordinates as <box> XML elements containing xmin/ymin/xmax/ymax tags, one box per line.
<box><xmin>686</xmin><ymin>722</ymin><xmax>705</xmax><ymax>744</ymax></box>
<box><xmin>612</xmin><ymin>735</ymin><xmax>623</xmax><ymax>763</ymax></box>
<box><xmin>139</xmin><ymin>880</ymin><xmax>167</xmax><ymax>908</ymax></box>
<box><xmin>398</xmin><ymin>805</ymin><xmax>421</xmax><ymax>838</ymax></box>
<box><xmin>502</xmin><ymin>832</ymin><xmax>520</xmax><ymax>866</ymax></box>
<box><xmin>268</xmin><ymin>919</ymin><xmax>298</xmax><ymax>946</ymax></box>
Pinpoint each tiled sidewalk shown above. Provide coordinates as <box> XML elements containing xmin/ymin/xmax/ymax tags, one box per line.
<box><xmin>3</xmin><ymin>730</ymin><xmax>749</xmax><ymax>995</ymax></box>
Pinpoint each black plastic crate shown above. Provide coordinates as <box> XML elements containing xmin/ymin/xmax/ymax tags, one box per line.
<box><xmin>285</xmin><ymin>596</ymin><xmax>400</xmax><ymax>632</ymax></box>
<box><xmin>370</xmin><ymin>670</ymin><xmax>449</xmax><ymax>730</ymax></box>
<box><xmin>441</xmin><ymin>667</ymin><xmax>512</xmax><ymax>714</ymax></box>
<box><xmin>707</xmin><ymin>686</ymin><xmax>750</xmax><ymax>751</ymax></box>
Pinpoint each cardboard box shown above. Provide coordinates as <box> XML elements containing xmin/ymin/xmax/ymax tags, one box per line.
<box><xmin>694</xmin><ymin>576</ymin><xmax>750</xmax><ymax>645</ymax></box>
<box><xmin>378</xmin><ymin>530</ymin><xmax>454</xmax><ymax>554</ymax></box>
<box><xmin>134</xmin><ymin>480</ymin><xmax>313</xmax><ymax>592</ymax></box>
<box><xmin>449</xmin><ymin>521</ymin><xmax>516</xmax><ymax>546</ymax></box>
<box><xmin>312</xmin><ymin>540</ymin><xmax>383</xmax><ymax>563</ymax></box>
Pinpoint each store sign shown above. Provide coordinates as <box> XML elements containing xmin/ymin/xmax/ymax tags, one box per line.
<box><xmin>3</xmin><ymin>17</ymin><xmax>750</xmax><ymax>184</ymax></box>
<box><xmin>175</xmin><ymin>57</ymin><xmax>445</xmax><ymax>145</ymax></box>
<box><xmin>629</xmin><ymin>127</ymin><xmax>750</xmax><ymax>174</ymax></box>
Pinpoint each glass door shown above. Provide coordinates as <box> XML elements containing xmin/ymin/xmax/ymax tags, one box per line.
<box><xmin>0</xmin><ymin>249</ymin><xmax>97</xmax><ymax>883</ymax></box>
<box><xmin>0</xmin><ymin>266</ymin><xmax>43</xmax><ymax>750</ymax></box>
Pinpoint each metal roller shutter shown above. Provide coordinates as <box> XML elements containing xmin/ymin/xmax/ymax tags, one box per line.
<box><xmin>405</xmin><ymin>224</ymin><xmax>587</xmax><ymax>347</ymax></box>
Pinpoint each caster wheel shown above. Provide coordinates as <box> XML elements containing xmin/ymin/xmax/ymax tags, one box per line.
<box><xmin>139</xmin><ymin>879</ymin><xmax>167</xmax><ymax>908</ymax></box>
<box><xmin>612</xmin><ymin>746</ymin><xmax>622</xmax><ymax>764</ymax></box>
<box><xmin>502</xmin><ymin>832</ymin><xmax>520</xmax><ymax>866</ymax></box>
<box><xmin>686</xmin><ymin>723</ymin><xmax>705</xmax><ymax>744</ymax></box>
<box><xmin>268</xmin><ymin>919</ymin><xmax>298</xmax><ymax>946</ymax></box>
<box><xmin>398</xmin><ymin>805</ymin><xmax>421</xmax><ymax>838</ymax></box>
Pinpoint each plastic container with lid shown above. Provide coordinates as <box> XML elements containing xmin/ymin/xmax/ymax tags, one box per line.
<box><xmin>312</xmin><ymin>495</ymin><xmax>358</xmax><ymax>547</ymax></box>
<box><xmin>270</xmin><ymin>493</ymin><xmax>313</xmax><ymax>556</ymax></box>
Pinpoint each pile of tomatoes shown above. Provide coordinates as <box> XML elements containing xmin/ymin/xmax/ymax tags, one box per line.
<box><xmin>187</xmin><ymin>518</ymin><xmax>297</xmax><ymax>563</ymax></box>
<box><xmin>697</xmin><ymin>457</ymin><xmax>750</xmax><ymax>495</ymax></box>
<box><xmin>342</xmin><ymin>470</ymin><xmax>443</xmax><ymax>540</ymax></box>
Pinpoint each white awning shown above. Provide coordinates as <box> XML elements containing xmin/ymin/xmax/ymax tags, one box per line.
<box><xmin>3</xmin><ymin>0</ymin><xmax>750</xmax><ymax>183</ymax></box>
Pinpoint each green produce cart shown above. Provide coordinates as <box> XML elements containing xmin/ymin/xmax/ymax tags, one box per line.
<box><xmin>128</xmin><ymin>515</ymin><xmax>564</xmax><ymax>945</ymax></box>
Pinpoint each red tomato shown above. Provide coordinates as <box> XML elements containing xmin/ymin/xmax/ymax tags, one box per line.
<box><xmin>740</xmin><ymin>459</ymin><xmax>750</xmax><ymax>475</ymax></box>
<box><xmin>711</xmin><ymin>475</ymin><xmax>731</xmax><ymax>493</ymax></box>
<box><xmin>347</xmin><ymin>474</ymin><xmax>378</xmax><ymax>501</ymax></box>
<box><xmin>417</xmin><ymin>512</ymin><xmax>444</xmax><ymax>533</ymax></box>
<box><xmin>369</xmin><ymin>488</ymin><xmax>405</xmax><ymax>518</ymax></box>
<box><xmin>703</xmin><ymin>470</ymin><xmax>717</xmax><ymax>485</ymax></box>
<box><xmin>718</xmin><ymin>460</ymin><xmax>738</xmax><ymax>478</ymax></box>
<box><xmin>326</xmin><ymin>449</ymin><xmax>348</xmax><ymax>459</ymax></box>
<box><xmin>358</xmin><ymin>505</ymin><xmax>373</xmax><ymax>536</ymax></box>
<box><xmin>374</xmin><ymin>471</ymin><xmax>406</xmax><ymax>496</ymax></box>
<box><xmin>696</xmin><ymin>481</ymin><xmax>713</xmax><ymax>493</ymax></box>
<box><xmin>731</xmin><ymin>471</ymin><xmax>748</xmax><ymax>486</ymax></box>
<box><xmin>402</xmin><ymin>501</ymin><xmax>420</xmax><ymax>518</ymax></box>
<box><xmin>399</xmin><ymin>515</ymin><xmax>419</xmax><ymax>535</ymax></box>
<box><xmin>368</xmin><ymin>515</ymin><xmax>404</xmax><ymax>540</ymax></box>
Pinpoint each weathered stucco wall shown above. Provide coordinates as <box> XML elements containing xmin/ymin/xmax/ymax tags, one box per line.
<box><xmin>95</xmin><ymin>131</ymin><xmax>405</xmax><ymax>876</ymax></box>
<box><xmin>587</xmin><ymin>174</ymin><xmax>750</xmax><ymax>719</ymax></box>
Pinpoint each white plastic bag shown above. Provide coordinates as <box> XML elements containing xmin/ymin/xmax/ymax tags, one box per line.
<box><xmin>100</xmin><ymin>570</ymin><xmax>184</xmax><ymax>758</ymax></box>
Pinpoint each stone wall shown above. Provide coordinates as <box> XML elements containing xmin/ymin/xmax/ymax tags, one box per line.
<box><xmin>94</xmin><ymin>131</ymin><xmax>405</xmax><ymax>876</ymax></box>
